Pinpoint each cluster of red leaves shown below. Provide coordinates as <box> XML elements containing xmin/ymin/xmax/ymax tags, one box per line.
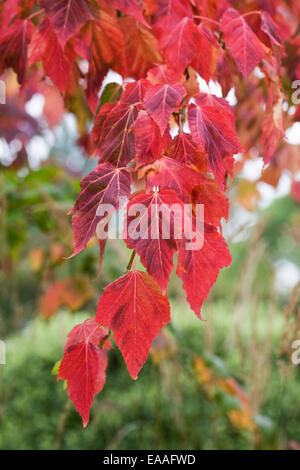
<box><xmin>1</xmin><ymin>0</ymin><xmax>299</xmax><ymax>426</ymax></box>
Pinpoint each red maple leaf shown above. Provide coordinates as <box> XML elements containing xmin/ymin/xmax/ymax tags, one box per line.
<box><xmin>96</xmin><ymin>270</ymin><xmax>170</xmax><ymax>379</ymax></box>
<box><xmin>190</xmin><ymin>24</ymin><xmax>220</xmax><ymax>82</ymax></box>
<box><xmin>143</xmin><ymin>83</ymin><xmax>186</xmax><ymax>134</ymax></box>
<box><xmin>40</xmin><ymin>0</ymin><xmax>99</xmax><ymax>47</ymax></box>
<box><xmin>29</xmin><ymin>18</ymin><xmax>78</xmax><ymax>94</ymax></box>
<box><xmin>120</xmin><ymin>16</ymin><xmax>163</xmax><ymax>79</ymax></box>
<box><xmin>188</xmin><ymin>93</ymin><xmax>242</xmax><ymax>187</ymax></box>
<box><xmin>144</xmin><ymin>157</ymin><xmax>207</xmax><ymax>202</ymax></box>
<box><xmin>131</xmin><ymin>111</ymin><xmax>170</xmax><ymax>166</ymax></box>
<box><xmin>149</xmin><ymin>0</ymin><xmax>193</xmax><ymax>35</ymax></box>
<box><xmin>92</xmin><ymin>101</ymin><xmax>139</xmax><ymax>166</ymax></box>
<box><xmin>124</xmin><ymin>189</ymin><xmax>183</xmax><ymax>292</ymax></box>
<box><xmin>69</xmin><ymin>163</ymin><xmax>131</xmax><ymax>256</ymax></box>
<box><xmin>159</xmin><ymin>17</ymin><xmax>203</xmax><ymax>74</ymax></box>
<box><xmin>177</xmin><ymin>220</ymin><xmax>231</xmax><ymax>318</ymax></box>
<box><xmin>221</xmin><ymin>8</ymin><xmax>268</xmax><ymax>77</ymax></box>
<box><xmin>0</xmin><ymin>19</ymin><xmax>32</xmax><ymax>83</ymax></box>
<box><xmin>167</xmin><ymin>131</ymin><xmax>208</xmax><ymax>171</ymax></box>
<box><xmin>80</xmin><ymin>14</ymin><xmax>126</xmax><ymax>113</ymax></box>
<box><xmin>58</xmin><ymin>319</ymin><xmax>111</xmax><ymax>427</ymax></box>
<box><xmin>120</xmin><ymin>79</ymin><xmax>148</xmax><ymax>105</ymax></box>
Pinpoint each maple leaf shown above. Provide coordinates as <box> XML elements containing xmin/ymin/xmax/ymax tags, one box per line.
<box><xmin>188</xmin><ymin>93</ymin><xmax>242</xmax><ymax>187</ymax></box>
<box><xmin>176</xmin><ymin>220</ymin><xmax>231</xmax><ymax>318</ymax></box>
<box><xmin>120</xmin><ymin>79</ymin><xmax>147</xmax><ymax>105</ymax></box>
<box><xmin>147</xmin><ymin>0</ymin><xmax>193</xmax><ymax>34</ymax></box>
<box><xmin>167</xmin><ymin>131</ymin><xmax>208</xmax><ymax>171</ymax></box>
<box><xmin>81</xmin><ymin>14</ymin><xmax>126</xmax><ymax>113</ymax></box>
<box><xmin>190</xmin><ymin>24</ymin><xmax>220</xmax><ymax>82</ymax></box>
<box><xmin>58</xmin><ymin>319</ymin><xmax>111</xmax><ymax>427</ymax></box>
<box><xmin>131</xmin><ymin>110</ymin><xmax>170</xmax><ymax>166</ymax></box>
<box><xmin>124</xmin><ymin>189</ymin><xmax>183</xmax><ymax>292</ymax></box>
<box><xmin>144</xmin><ymin>157</ymin><xmax>207</xmax><ymax>202</ymax></box>
<box><xmin>96</xmin><ymin>270</ymin><xmax>170</xmax><ymax>379</ymax></box>
<box><xmin>29</xmin><ymin>18</ymin><xmax>78</xmax><ymax>94</ymax></box>
<box><xmin>92</xmin><ymin>102</ymin><xmax>139</xmax><ymax>166</ymax></box>
<box><xmin>221</xmin><ymin>8</ymin><xmax>268</xmax><ymax>77</ymax></box>
<box><xmin>120</xmin><ymin>16</ymin><xmax>163</xmax><ymax>79</ymax></box>
<box><xmin>69</xmin><ymin>163</ymin><xmax>131</xmax><ymax>256</ymax></box>
<box><xmin>159</xmin><ymin>17</ymin><xmax>203</xmax><ymax>74</ymax></box>
<box><xmin>143</xmin><ymin>83</ymin><xmax>186</xmax><ymax>134</ymax></box>
<box><xmin>64</xmin><ymin>319</ymin><xmax>111</xmax><ymax>351</ymax></box>
<box><xmin>143</xmin><ymin>157</ymin><xmax>229</xmax><ymax>225</ymax></box>
<box><xmin>40</xmin><ymin>0</ymin><xmax>99</xmax><ymax>47</ymax></box>
<box><xmin>0</xmin><ymin>19</ymin><xmax>32</xmax><ymax>83</ymax></box>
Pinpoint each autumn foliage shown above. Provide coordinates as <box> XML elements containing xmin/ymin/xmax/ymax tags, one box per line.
<box><xmin>1</xmin><ymin>0</ymin><xmax>300</xmax><ymax>426</ymax></box>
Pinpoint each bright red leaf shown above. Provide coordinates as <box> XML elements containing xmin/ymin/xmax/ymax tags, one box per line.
<box><xmin>124</xmin><ymin>190</ymin><xmax>184</xmax><ymax>292</ymax></box>
<box><xmin>190</xmin><ymin>24</ymin><xmax>220</xmax><ymax>82</ymax></box>
<box><xmin>159</xmin><ymin>17</ymin><xmax>203</xmax><ymax>74</ymax></box>
<box><xmin>0</xmin><ymin>19</ymin><xmax>32</xmax><ymax>83</ymax></box>
<box><xmin>131</xmin><ymin>111</ymin><xmax>170</xmax><ymax>166</ymax></box>
<box><xmin>143</xmin><ymin>83</ymin><xmax>186</xmax><ymax>134</ymax></box>
<box><xmin>148</xmin><ymin>0</ymin><xmax>193</xmax><ymax>36</ymax></box>
<box><xmin>96</xmin><ymin>270</ymin><xmax>170</xmax><ymax>379</ymax></box>
<box><xmin>144</xmin><ymin>157</ymin><xmax>206</xmax><ymax>203</ymax></box>
<box><xmin>221</xmin><ymin>8</ymin><xmax>268</xmax><ymax>77</ymax></box>
<box><xmin>120</xmin><ymin>79</ymin><xmax>147</xmax><ymax>105</ymax></box>
<box><xmin>40</xmin><ymin>0</ymin><xmax>99</xmax><ymax>47</ymax></box>
<box><xmin>69</xmin><ymin>163</ymin><xmax>131</xmax><ymax>256</ymax></box>
<box><xmin>167</xmin><ymin>131</ymin><xmax>208</xmax><ymax>171</ymax></box>
<box><xmin>188</xmin><ymin>93</ymin><xmax>242</xmax><ymax>187</ymax></box>
<box><xmin>81</xmin><ymin>14</ymin><xmax>126</xmax><ymax>113</ymax></box>
<box><xmin>120</xmin><ymin>16</ymin><xmax>163</xmax><ymax>79</ymax></box>
<box><xmin>29</xmin><ymin>18</ymin><xmax>78</xmax><ymax>94</ymax></box>
<box><xmin>92</xmin><ymin>101</ymin><xmax>139</xmax><ymax>166</ymax></box>
<box><xmin>58</xmin><ymin>319</ymin><xmax>111</xmax><ymax>427</ymax></box>
<box><xmin>177</xmin><ymin>220</ymin><xmax>232</xmax><ymax>318</ymax></box>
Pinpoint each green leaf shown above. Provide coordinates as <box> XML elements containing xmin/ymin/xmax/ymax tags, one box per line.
<box><xmin>99</xmin><ymin>82</ymin><xmax>123</xmax><ymax>108</ymax></box>
<box><xmin>51</xmin><ymin>360</ymin><xmax>61</xmax><ymax>376</ymax></box>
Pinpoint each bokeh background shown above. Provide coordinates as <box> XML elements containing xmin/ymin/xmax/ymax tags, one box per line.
<box><xmin>1</xmin><ymin>70</ymin><xmax>300</xmax><ymax>450</ymax></box>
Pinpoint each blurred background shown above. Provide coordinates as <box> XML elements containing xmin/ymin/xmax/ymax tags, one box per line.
<box><xmin>1</xmin><ymin>69</ymin><xmax>300</xmax><ymax>450</ymax></box>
